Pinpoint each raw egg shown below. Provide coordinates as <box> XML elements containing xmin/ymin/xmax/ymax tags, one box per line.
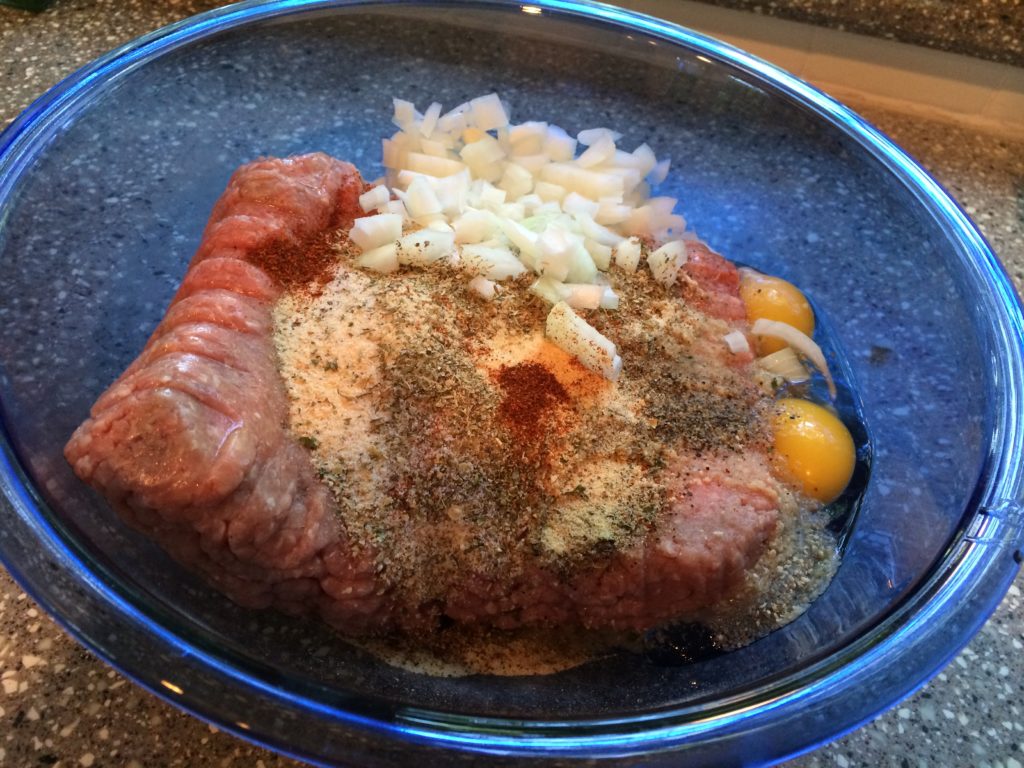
<box><xmin>771</xmin><ymin>398</ymin><xmax>855</xmax><ymax>504</ymax></box>
<box><xmin>740</xmin><ymin>271</ymin><xmax>815</xmax><ymax>355</ymax></box>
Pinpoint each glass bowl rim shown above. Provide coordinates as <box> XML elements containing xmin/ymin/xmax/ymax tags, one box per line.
<box><xmin>1</xmin><ymin>0</ymin><xmax>1023</xmax><ymax>763</ymax></box>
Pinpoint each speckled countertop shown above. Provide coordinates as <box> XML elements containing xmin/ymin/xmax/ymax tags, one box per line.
<box><xmin>1</xmin><ymin>2</ymin><xmax>1023</xmax><ymax>767</ymax></box>
<box><xmin>694</xmin><ymin>0</ymin><xmax>1024</xmax><ymax>67</ymax></box>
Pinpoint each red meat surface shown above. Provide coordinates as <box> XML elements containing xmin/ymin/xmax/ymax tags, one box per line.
<box><xmin>65</xmin><ymin>153</ymin><xmax>778</xmax><ymax>638</ymax></box>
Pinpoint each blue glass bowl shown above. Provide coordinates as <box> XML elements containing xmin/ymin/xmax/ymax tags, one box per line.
<box><xmin>1</xmin><ymin>1</ymin><xmax>1022</xmax><ymax>765</ymax></box>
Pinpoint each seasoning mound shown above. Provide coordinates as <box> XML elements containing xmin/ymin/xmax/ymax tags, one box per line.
<box><xmin>272</xmin><ymin>229</ymin><xmax>808</xmax><ymax>648</ymax></box>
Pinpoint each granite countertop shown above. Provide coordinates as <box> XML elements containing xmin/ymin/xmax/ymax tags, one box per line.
<box><xmin>694</xmin><ymin>0</ymin><xmax>1024</xmax><ymax>67</ymax></box>
<box><xmin>1</xmin><ymin>2</ymin><xmax>1023</xmax><ymax>767</ymax></box>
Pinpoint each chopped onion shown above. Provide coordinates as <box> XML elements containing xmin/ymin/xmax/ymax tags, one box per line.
<box><xmin>399</xmin><ymin>177</ymin><xmax>442</xmax><ymax>223</ymax></box>
<box><xmin>599</xmin><ymin>285</ymin><xmax>620</xmax><ymax>309</ymax></box>
<box><xmin>419</xmin><ymin>101</ymin><xmax>442</xmax><ymax>137</ymax></box>
<box><xmin>379</xmin><ymin>199</ymin><xmax>409</xmax><ymax>219</ymax></box>
<box><xmin>397</xmin><ymin>228</ymin><xmax>455</xmax><ymax>266</ymax></box>
<box><xmin>614</xmin><ymin>237</ymin><xmax>642</xmax><ymax>272</ymax></box>
<box><xmin>469</xmin><ymin>93</ymin><xmax>510</xmax><ymax>132</ymax></box>
<box><xmin>361</xmin><ymin>93</ymin><xmax>714</xmax><ymax>384</ymax></box>
<box><xmin>349</xmin><ymin>213</ymin><xmax>403</xmax><ymax>252</ymax></box>
<box><xmin>534</xmin><ymin>181</ymin><xmax>567</xmax><ymax>203</ymax></box>
<box><xmin>498</xmin><ymin>217</ymin><xmax>539</xmax><ymax>264</ymax></box>
<box><xmin>562</xmin><ymin>192</ymin><xmax>599</xmax><ymax>218</ymax></box>
<box><xmin>757</xmin><ymin>347</ymin><xmax>810</xmax><ymax>384</ymax></box>
<box><xmin>498</xmin><ymin>162</ymin><xmax>534</xmax><ymax>199</ymax></box>
<box><xmin>509</xmin><ymin>121</ymin><xmax>547</xmax><ymax>154</ymax></box>
<box><xmin>576</xmin><ymin>135</ymin><xmax>616</xmax><ymax>168</ymax></box>
<box><xmin>537</xmin><ymin>226</ymin><xmax>576</xmax><ymax>281</ymax></box>
<box><xmin>530</xmin><ymin>277</ymin><xmax>603</xmax><ymax>310</ymax></box>
<box><xmin>468</xmin><ymin>275</ymin><xmax>497</xmax><ymax>300</ymax></box>
<box><xmin>723</xmin><ymin>330</ymin><xmax>751</xmax><ymax>355</ymax></box>
<box><xmin>751</xmin><ymin>319</ymin><xmax>836</xmax><ymax>398</ymax></box>
<box><xmin>545</xmin><ymin>301</ymin><xmax>622</xmax><ymax>381</ymax></box>
<box><xmin>648</xmin><ymin>157</ymin><xmax>671</xmax><ymax>184</ymax></box>
<box><xmin>577</xmin><ymin>127</ymin><xmax>622</xmax><ymax>146</ymax></box>
<box><xmin>631</xmin><ymin>143</ymin><xmax>657</xmax><ymax>177</ymax></box>
<box><xmin>647</xmin><ymin>240</ymin><xmax>688</xmax><ymax>286</ymax></box>
<box><xmin>392</xmin><ymin>98</ymin><xmax>417</xmax><ymax>130</ymax></box>
<box><xmin>543</xmin><ymin>125</ymin><xmax>577</xmax><ymax>162</ymax></box>
<box><xmin>356</xmin><ymin>242</ymin><xmax>399</xmax><ymax>274</ymax></box>
<box><xmin>358</xmin><ymin>185</ymin><xmax>390</xmax><ymax>213</ymax></box>
<box><xmin>460</xmin><ymin>136</ymin><xmax>506</xmax><ymax>182</ymax></box>
<box><xmin>453</xmin><ymin>208</ymin><xmax>499</xmax><ymax>244</ymax></box>
<box><xmin>405</xmin><ymin>152</ymin><xmax>466</xmax><ymax>178</ymax></box>
<box><xmin>584</xmin><ymin>238</ymin><xmax>612</xmax><ymax>270</ymax></box>
<box><xmin>460</xmin><ymin>243</ymin><xmax>527</xmax><ymax>280</ymax></box>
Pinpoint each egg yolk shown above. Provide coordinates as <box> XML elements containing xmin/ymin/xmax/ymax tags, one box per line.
<box><xmin>771</xmin><ymin>398</ymin><xmax>855</xmax><ymax>504</ymax></box>
<box><xmin>739</xmin><ymin>271</ymin><xmax>815</xmax><ymax>355</ymax></box>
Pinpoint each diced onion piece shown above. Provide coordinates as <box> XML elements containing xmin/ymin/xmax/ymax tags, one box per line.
<box><xmin>595</xmin><ymin>198</ymin><xmax>631</xmax><ymax>226</ymax></box>
<box><xmin>349</xmin><ymin>213</ymin><xmax>403</xmax><ymax>252</ymax></box>
<box><xmin>356</xmin><ymin>242</ymin><xmax>399</xmax><ymax>274</ymax></box>
<box><xmin>529</xmin><ymin>276</ymin><xmax>564</xmax><ymax>305</ymax></box>
<box><xmin>460</xmin><ymin>135</ymin><xmax>506</xmax><ymax>182</ymax></box>
<box><xmin>576</xmin><ymin>213</ymin><xmax>624</xmax><ymax>247</ymax></box>
<box><xmin>359</xmin><ymin>185</ymin><xmax>390</xmax><ymax>213</ymax></box>
<box><xmin>757</xmin><ymin>347</ymin><xmax>810</xmax><ymax>384</ymax></box>
<box><xmin>577</xmin><ymin>127</ymin><xmax>622</xmax><ymax>146</ymax></box>
<box><xmin>468</xmin><ymin>179</ymin><xmax>507</xmax><ymax>209</ymax></box>
<box><xmin>562</xmin><ymin>192</ymin><xmax>599</xmax><ymax>218</ymax></box>
<box><xmin>453</xmin><ymin>208</ymin><xmax>499</xmax><ymax>244</ymax></box>
<box><xmin>498</xmin><ymin>217</ymin><xmax>540</xmax><ymax>265</ymax></box>
<box><xmin>393</xmin><ymin>98</ymin><xmax>417</xmax><ymax>130</ymax></box>
<box><xmin>584</xmin><ymin>238</ymin><xmax>612</xmax><ymax>270</ymax></box>
<box><xmin>518</xmin><ymin>193</ymin><xmax>543</xmax><ymax>212</ymax></box>
<box><xmin>513</xmin><ymin>153</ymin><xmax>550</xmax><ymax>175</ymax></box>
<box><xmin>561</xmin><ymin>283</ymin><xmax>603</xmax><ymax>310</ymax></box>
<box><xmin>531</xmin><ymin>278</ymin><xmax>603</xmax><ymax>310</ymax></box>
<box><xmin>469</xmin><ymin>93</ymin><xmax>510</xmax><ymax>132</ymax></box>
<box><xmin>468</xmin><ymin>275</ymin><xmax>497</xmax><ymax>300</ymax></box>
<box><xmin>543</xmin><ymin>126</ymin><xmax>577</xmax><ymax>162</ymax></box>
<box><xmin>540</xmin><ymin>163</ymin><xmax>624</xmax><ymax>200</ymax></box>
<box><xmin>537</xmin><ymin>226</ymin><xmax>577</xmax><ymax>281</ymax></box>
<box><xmin>576</xmin><ymin>135</ymin><xmax>616</xmax><ymax>168</ymax></box>
<box><xmin>566</xmin><ymin>242</ymin><xmax>598</xmax><ymax>284</ymax></box>
<box><xmin>751</xmin><ymin>319</ymin><xmax>836</xmax><ymax>398</ymax></box>
<box><xmin>437</xmin><ymin>103</ymin><xmax>469</xmax><ymax>135</ymax></box>
<box><xmin>379</xmin><ymin>200</ymin><xmax>409</xmax><ymax>218</ymax></box>
<box><xmin>723</xmin><ymin>330</ymin><xmax>751</xmax><ymax>355</ymax></box>
<box><xmin>382</xmin><ymin>137</ymin><xmax>407</xmax><ymax>170</ymax></box>
<box><xmin>400</xmin><ymin>177</ymin><xmax>442</xmax><ymax>223</ymax></box>
<box><xmin>460</xmin><ymin>243</ymin><xmax>527</xmax><ymax>280</ymax></box>
<box><xmin>646</xmin><ymin>240</ymin><xmax>688</xmax><ymax>286</ymax></box>
<box><xmin>533</xmin><ymin>201</ymin><xmax>563</xmax><ymax>215</ymax></box>
<box><xmin>405</xmin><ymin>152</ymin><xmax>466</xmax><ymax>178</ymax></box>
<box><xmin>432</xmin><ymin>169</ymin><xmax>471</xmax><ymax>216</ymax></box>
<box><xmin>509</xmin><ymin>121</ymin><xmax>547</xmax><ymax>154</ymax></box>
<box><xmin>419</xmin><ymin>101</ymin><xmax>442</xmax><ymax>137</ymax></box>
<box><xmin>545</xmin><ymin>302</ymin><xmax>622</xmax><ymax>381</ymax></box>
<box><xmin>648</xmin><ymin>157</ymin><xmax>671</xmax><ymax>184</ymax></box>
<box><xmin>498</xmin><ymin>202</ymin><xmax>526</xmax><ymax>222</ymax></box>
<box><xmin>600</xmin><ymin>285</ymin><xmax>620</xmax><ymax>310</ymax></box>
<box><xmin>397</xmin><ymin>228</ymin><xmax>455</xmax><ymax>266</ymax></box>
<box><xmin>498</xmin><ymin>162</ymin><xmax>534</xmax><ymax>199</ymax></box>
<box><xmin>419</xmin><ymin>137</ymin><xmax>452</xmax><ymax>157</ymax></box>
<box><xmin>631</xmin><ymin>143</ymin><xmax>658</xmax><ymax>177</ymax></box>
<box><xmin>613</xmin><ymin>237</ymin><xmax>643</xmax><ymax>272</ymax></box>
<box><xmin>534</xmin><ymin>181</ymin><xmax>567</xmax><ymax>203</ymax></box>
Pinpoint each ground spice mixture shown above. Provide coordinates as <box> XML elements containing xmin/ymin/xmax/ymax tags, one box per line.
<box><xmin>270</xmin><ymin>234</ymin><xmax>838</xmax><ymax>672</ymax></box>
<box><xmin>275</xmin><ymin>236</ymin><xmax>761</xmax><ymax>596</ymax></box>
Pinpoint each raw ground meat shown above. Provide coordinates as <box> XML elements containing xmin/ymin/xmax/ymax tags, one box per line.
<box><xmin>65</xmin><ymin>152</ymin><xmax>779</xmax><ymax>638</ymax></box>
